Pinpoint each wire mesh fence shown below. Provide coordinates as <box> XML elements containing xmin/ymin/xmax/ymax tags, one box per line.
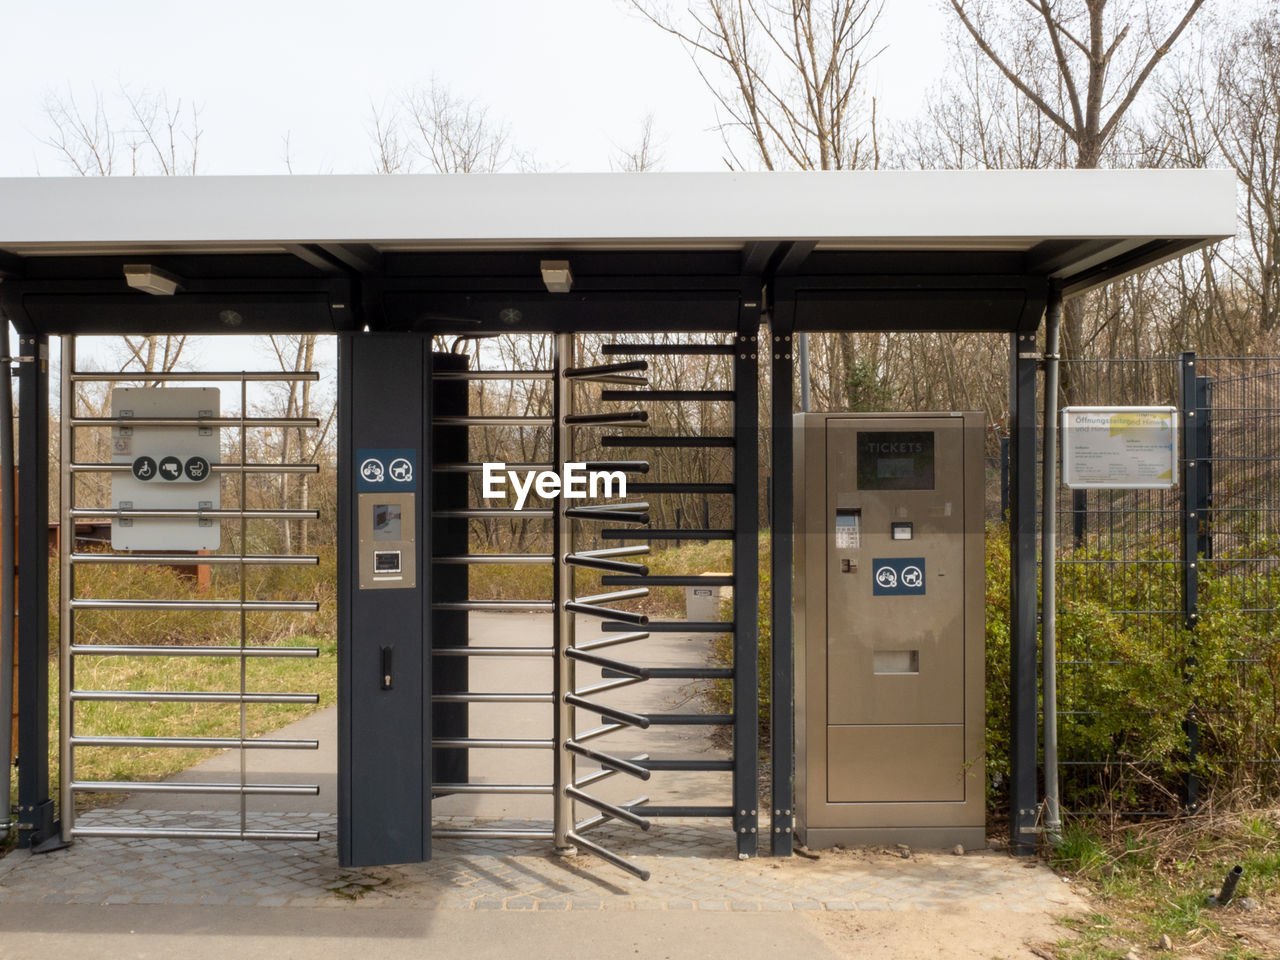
<box><xmin>1045</xmin><ymin>353</ymin><xmax>1280</xmax><ymax>817</ymax></box>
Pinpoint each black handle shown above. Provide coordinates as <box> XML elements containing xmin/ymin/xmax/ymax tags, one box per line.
<box><xmin>380</xmin><ymin>645</ymin><xmax>393</xmax><ymax>690</ymax></box>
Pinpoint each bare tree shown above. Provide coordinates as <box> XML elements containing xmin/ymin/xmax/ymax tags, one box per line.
<box><xmin>628</xmin><ymin>0</ymin><xmax>884</xmax><ymax>171</ymax></box>
<box><xmin>42</xmin><ymin>85</ymin><xmax>201</xmax><ymax>176</ymax></box>
<box><xmin>611</xmin><ymin>113</ymin><xmax>665</xmax><ymax>171</ymax></box>
<box><xmin>370</xmin><ymin>80</ymin><xmax>518</xmax><ymax>174</ymax></box>
<box><xmin>941</xmin><ymin>0</ymin><xmax>1209</xmax><ymax>398</ymax></box>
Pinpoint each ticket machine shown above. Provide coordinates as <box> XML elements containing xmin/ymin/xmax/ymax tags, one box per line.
<box><xmin>793</xmin><ymin>412</ymin><xmax>985</xmax><ymax>849</ymax></box>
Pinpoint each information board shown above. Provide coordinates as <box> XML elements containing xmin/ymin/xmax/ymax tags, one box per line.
<box><xmin>1061</xmin><ymin>405</ymin><xmax>1178</xmax><ymax>490</ymax></box>
<box><xmin>110</xmin><ymin>387</ymin><xmax>222</xmax><ymax>549</ymax></box>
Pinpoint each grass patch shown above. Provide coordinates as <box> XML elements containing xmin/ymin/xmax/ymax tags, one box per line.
<box><xmin>48</xmin><ymin>635</ymin><xmax>336</xmax><ymax>812</ymax></box>
<box><xmin>1051</xmin><ymin>806</ymin><xmax>1280</xmax><ymax>958</ymax></box>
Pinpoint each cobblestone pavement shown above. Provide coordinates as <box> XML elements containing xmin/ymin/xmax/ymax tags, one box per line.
<box><xmin>0</xmin><ymin>810</ymin><xmax>1083</xmax><ymax>915</ymax></box>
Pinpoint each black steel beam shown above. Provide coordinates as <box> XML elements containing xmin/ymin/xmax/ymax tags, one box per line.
<box><xmin>1009</xmin><ymin>327</ymin><xmax>1041</xmax><ymax>854</ymax></box>
<box><xmin>16</xmin><ymin>335</ymin><xmax>54</xmax><ymax>848</ymax></box>
<box><xmin>732</xmin><ymin>303</ymin><xmax>761</xmax><ymax>858</ymax></box>
<box><xmin>768</xmin><ymin>295</ymin><xmax>795</xmax><ymax>856</ymax></box>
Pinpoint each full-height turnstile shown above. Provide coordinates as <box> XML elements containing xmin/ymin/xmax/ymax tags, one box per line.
<box><xmin>339</xmin><ymin>329</ymin><xmax>760</xmax><ymax>875</ymax></box>
<box><xmin>57</xmin><ymin>338</ymin><xmax>325</xmax><ymax>844</ymax></box>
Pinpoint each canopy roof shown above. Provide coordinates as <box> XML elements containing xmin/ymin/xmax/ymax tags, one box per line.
<box><xmin>0</xmin><ymin>170</ymin><xmax>1237</xmax><ymax>336</ymax></box>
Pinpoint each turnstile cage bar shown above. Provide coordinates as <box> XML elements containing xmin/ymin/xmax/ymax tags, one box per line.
<box><xmin>59</xmin><ymin>346</ymin><xmax>327</xmax><ymax>844</ymax></box>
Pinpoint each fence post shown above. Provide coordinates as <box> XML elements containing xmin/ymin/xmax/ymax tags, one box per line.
<box><xmin>1072</xmin><ymin>489</ymin><xmax>1087</xmax><ymax>548</ymax></box>
<box><xmin>1196</xmin><ymin>375</ymin><xmax>1213</xmax><ymax>560</ymax></box>
<box><xmin>1177</xmin><ymin>350</ymin><xmax>1201</xmax><ymax>813</ymax></box>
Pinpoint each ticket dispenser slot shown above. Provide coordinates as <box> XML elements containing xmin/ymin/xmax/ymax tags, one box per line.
<box><xmin>794</xmin><ymin>412</ymin><xmax>985</xmax><ymax>850</ymax></box>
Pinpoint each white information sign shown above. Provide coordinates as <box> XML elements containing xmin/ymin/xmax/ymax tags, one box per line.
<box><xmin>1061</xmin><ymin>405</ymin><xmax>1178</xmax><ymax>490</ymax></box>
<box><xmin>110</xmin><ymin>387</ymin><xmax>222</xmax><ymax>550</ymax></box>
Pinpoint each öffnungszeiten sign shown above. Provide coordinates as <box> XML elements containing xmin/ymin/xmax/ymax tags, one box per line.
<box><xmin>1061</xmin><ymin>406</ymin><xmax>1179</xmax><ymax>490</ymax></box>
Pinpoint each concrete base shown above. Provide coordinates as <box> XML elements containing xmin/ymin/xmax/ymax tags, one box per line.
<box><xmin>798</xmin><ymin>825</ymin><xmax>986</xmax><ymax>851</ymax></box>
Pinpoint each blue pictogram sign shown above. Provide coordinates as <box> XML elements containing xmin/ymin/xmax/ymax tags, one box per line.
<box><xmin>872</xmin><ymin>557</ymin><xmax>926</xmax><ymax>596</ymax></box>
<box><xmin>357</xmin><ymin>448</ymin><xmax>417</xmax><ymax>493</ymax></box>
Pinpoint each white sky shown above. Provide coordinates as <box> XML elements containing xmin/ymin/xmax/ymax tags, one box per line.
<box><xmin>0</xmin><ymin>0</ymin><xmax>951</xmax><ymax>177</ymax></box>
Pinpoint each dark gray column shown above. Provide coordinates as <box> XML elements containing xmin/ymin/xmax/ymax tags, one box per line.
<box><xmin>338</xmin><ymin>333</ymin><xmax>431</xmax><ymax>867</ymax></box>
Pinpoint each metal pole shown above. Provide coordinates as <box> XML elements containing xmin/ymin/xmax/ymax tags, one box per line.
<box><xmin>59</xmin><ymin>337</ymin><xmax>74</xmax><ymax>842</ymax></box>
<box><xmin>798</xmin><ymin>333</ymin><xmax>811</xmax><ymax>412</ymax></box>
<box><xmin>769</xmin><ymin>301</ymin><xmax>795</xmax><ymax>855</ymax></box>
<box><xmin>552</xmin><ymin>332</ymin><xmax>576</xmax><ymax>854</ymax></box>
<box><xmin>0</xmin><ymin>344</ymin><xmax>13</xmax><ymax>835</ymax></box>
<box><xmin>1041</xmin><ymin>287</ymin><xmax>1063</xmax><ymax>843</ymax></box>
<box><xmin>1009</xmin><ymin>329</ymin><xmax>1040</xmax><ymax>854</ymax></box>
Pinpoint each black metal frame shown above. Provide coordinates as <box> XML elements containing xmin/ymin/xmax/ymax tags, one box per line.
<box><xmin>1</xmin><ymin>236</ymin><xmax>1122</xmax><ymax>859</ymax></box>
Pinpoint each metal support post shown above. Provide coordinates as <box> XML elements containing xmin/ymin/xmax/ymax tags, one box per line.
<box><xmin>1008</xmin><ymin>329</ymin><xmax>1040</xmax><ymax>854</ymax></box>
<box><xmin>1178</xmin><ymin>350</ymin><xmax>1201</xmax><ymax>812</ymax></box>
<box><xmin>1040</xmin><ymin>287</ymin><xmax>1063</xmax><ymax>844</ymax></box>
<box><xmin>732</xmin><ymin>311</ymin><xmax>760</xmax><ymax>858</ymax></box>
<box><xmin>1179</xmin><ymin>352</ymin><xmax>1201</xmax><ymax>631</ymax></box>
<box><xmin>0</xmin><ymin>344</ymin><xmax>14</xmax><ymax>837</ymax></box>
<box><xmin>553</xmin><ymin>332</ymin><xmax>576</xmax><ymax>854</ymax></box>
<box><xmin>1072</xmin><ymin>490</ymin><xmax>1087</xmax><ymax>548</ymax></box>
<box><xmin>999</xmin><ymin>435</ymin><xmax>1010</xmax><ymax>521</ymax></box>
<box><xmin>769</xmin><ymin>302</ymin><xmax>795</xmax><ymax>855</ymax></box>
<box><xmin>16</xmin><ymin>335</ymin><xmax>54</xmax><ymax>848</ymax></box>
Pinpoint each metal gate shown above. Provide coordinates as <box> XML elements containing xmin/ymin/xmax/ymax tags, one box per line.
<box><xmin>58</xmin><ymin>337</ymin><xmax>325</xmax><ymax>842</ymax></box>
<box><xmin>429</xmin><ymin>329</ymin><xmax>758</xmax><ymax>879</ymax></box>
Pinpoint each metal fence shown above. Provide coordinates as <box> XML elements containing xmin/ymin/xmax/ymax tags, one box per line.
<box><xmin>1046</xmin><ymin>353</ymin><xmax>1280</xmax><ymax>816</ymax></box>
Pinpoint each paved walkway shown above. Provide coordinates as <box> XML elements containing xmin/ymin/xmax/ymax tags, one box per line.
<box><xmin>0</xmin><ymin>611</ymin><xmax>1086</xmax><ymax>955</ymax></box>
<box><xmin>0</xmin><ymin>811</ymin><xmax>1079</xmax><ymax>915</ymax></box>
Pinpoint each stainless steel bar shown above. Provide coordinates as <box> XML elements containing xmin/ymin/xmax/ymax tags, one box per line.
<box><xmin>70</xmin><ymin>416</ymin><xmax>319</xmax><ymax>429</ymax></box>
<box><xmin>431</xmin><ymin>600</ymin><xmax>554</xmax><ymax>612</ymax></box>
<box><xmin>430</xmin><ymin>692</ymin><xmax>553</xmax><ymax>704</ymax></box>
<box><xmin>431</xmin><ymin>370</ymin><xmax>553</xmax><ymax>381</ymax></box>
<box><xmin>71</xmin><ymin>507</ymin><xmax>319</xmax><ymax>520</ymax></box>
<box><xmin>431</xmin><ymin>508</ymin><xmax>554</xmax><ymax>519</ymax></box>
<box><xmin>575</xmin><ymin>632</ymin><xmax>650</xmax><ymax>652</ymax></box>
<box><xmin>573</xmin><ymin>722</ymin><xmax>627</xmax><ymax>744</ymax></box>
<box><xmin>70</xmin><ymin>644</ymin><xmax>319</xmax><ymax>658</ymax></box>
<box><xmin>431</xmin><ymin>416</ymin><xmax>553</xmax><ymax>427</ymax></box>
<box><xmin>575</xmin><ymin>755</ymin><xmax>647</xmax><ymax>789</ymax></box>
<box><xmin>431</xmin><ymin>737</ymin><xmax>554</xmax><ymax>749</ymax></box>
<box><xmin>72</xmin><ymin>826</ymin><xmax>320</xmax><ymax>841</ymax></box>
<box><xmin>431</xmin><ymin>646</ymin><xmax>554</xmax><ymax>657</ymax></box>
<box><xmin>565</xmin><ymin>830</ymin><xmax>650</xmax><ymax>881</ymax></box>
<box><xmin>573</xmin><ymin>588</ymin><xmax>649</xmax><ymax>605</ymax></box>
<box><xmin>70</xmin><ymin>371</ymin><xmax>319</xmax><ymax>383</ymax></box>
<box><xmin>70</xmin><ymin>736</ymin><xmax>318</xmax><ymax>749</ymax></box>
<box><xmin>72</xmin><ymin>781</ymin><xmax>320</xmax><ymax>795</ymax></box>
<box><xmin>564</xmin><ymin>647</ymin><xmax>649</xmax><ymax>679</ymax></box>
<box><xmin>566</xmin><ymin>786</ymin><xmax>651</xmax><ymax>830</ymax></box>
<box><xmin>564</xmin><ymin>694</ymin><xmax>650</xmax><ymax>730</ymax></box>
<box><xmin>567</xmin><ymin>501</ymin><xmax>650</xmax><ymax>513</ymax></box>
<box><xmin>71</xmin><ymin>690</ymin><xmax>318</xmax><ymax>704</ymax></box>
<box><xmin>70</xmin><ymin>599</ymin><xmax>318</xmax><ymax>612</ymax></box>
<box><xmin>554</xmin><ymin>331</ymin><xmax>575</xmax><ymax>853</ymax></box>
<box><xmin>573</xmin><ymin>545</ymin><xmax>651</xmax><ymax>559</ymax></box>
<box><xmin>59</xmin><ymin>337</ymin><xmax>75</xmax><ymax>841</ymax></box>
<box><xmin>432</xmin><ymin>828</ymin><xmax>555</xmax><ymax>840</ymax></box>
<box><xmin>565</xmin><ymin>741</ymin><xmax>651</xmax><ymax>780</ymax></box>
<box><xmin>575</xmin><ymin>676</ymin><xmax>642</xmax><ymax>698</ymax></box>
<box><xmin>71</xmin><ymin>462</ymin><xmax>319</xmax><ymax>475</ymax></box>
<box><xmin>571</xmin><ymin>374</ymin><xmax>648</xmax><ymax>386</ymax></box>
<box><xmin>564</xmin><ymin>602</ymin><xmax>647</xmax><ymax>625</ymax></box>
<box><xmin>430</xmin><ymin>784</ymin><xmax>554</xmax><ymax>795</ymax></box>
<box><xmin>433</xmin><ymin>462</ymin><xmax>552</xmax><ymax>473</ymax></box>
<box><xmin>433</xmin><ymin>554</ymin><xmax>553</xmax><ymax>565</ymax></box>
<box><xmin>71</xmin><ymin>553</ymin><xmax>319</xmax><ymax>566</ymax></box>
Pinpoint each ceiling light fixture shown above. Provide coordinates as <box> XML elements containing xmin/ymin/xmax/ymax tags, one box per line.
<box><xmin>539</xmin><ymin>260</ymin><xmax>573</xmax><ymax>294</ymax></box>
<box><xmin>123</xmin><ymin>264</ymin><xmax>183</xmax><ymax>296</ymax></box>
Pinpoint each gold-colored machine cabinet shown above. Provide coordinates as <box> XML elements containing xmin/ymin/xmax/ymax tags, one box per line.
<box><xmin>793</xmin><ymin>412</ymin><xmax>986</xmax><ymax>849</ymax></box>
<box><xmin>357</xmin><ymin>492</ymin><xmax>416</xmax><ymax>591</ymax></box>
